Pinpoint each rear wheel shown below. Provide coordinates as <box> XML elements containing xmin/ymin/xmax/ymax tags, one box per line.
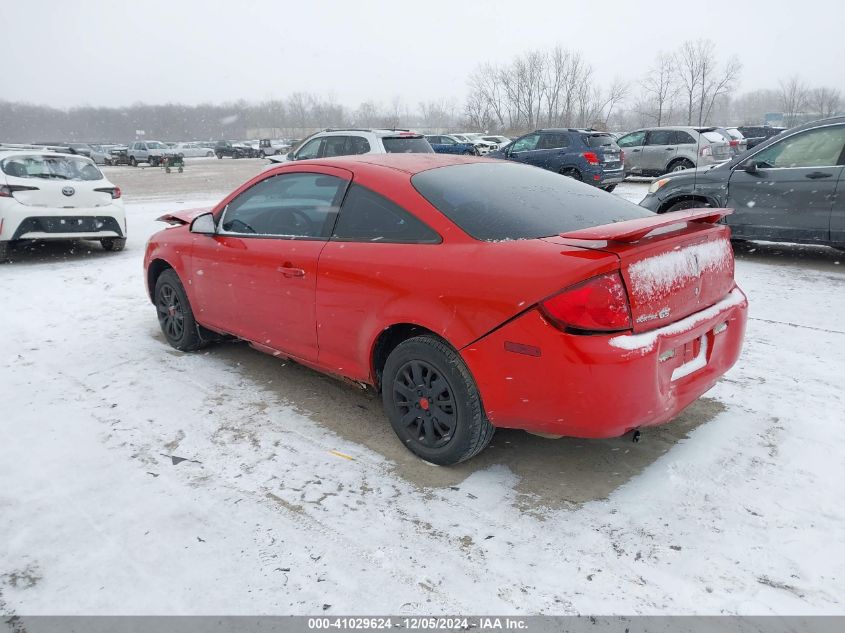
<box><xmin>149</xmin><ymin>156</ymin><xmax>158</xmax><ymax>167</ymax></box>
<box><xmin>206</xmin><ymin>151</ymin><xmax>214</xmax><ymax>157</ymax></box>
<box><xmin>561</xmin><ymin>167</ymin><xmax>582</xmax><ymax>181</ymax></box>
<box><xmin>667</xmin><ymin>159</ymin><xmax>695</xmax><ymax>173</ymax></box>
<box><xmin>154</xmin><ymin>269</ymin><xmax>204</xmax><ymax>352</ymax></box>
<box><xmin>101</xmin><ymin>237</ymin><xmax>126</xmax><ymax>251</ymax></box>
<box><xmin>129</xmin><ymin>156</ymin><xmax>137</xmax><ymax>167</ymax></box>
<box><xmin>603</xmin><ymin>184</ymin><xmax>617</xmax><ymax>192</ymax></box>
<box><xmin>216</xmin><ymin>152</ymin><xmax>223</xmax><ymax>159</ymax></box>
<box><xmin>382</xmin><ymin>335</ymin><xmax>494</xmax><ymax>465</ymax></box>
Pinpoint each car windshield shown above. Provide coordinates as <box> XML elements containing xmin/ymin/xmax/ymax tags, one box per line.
<box><xmin>412</xmin><ymin>162</ymin><xmax>651</xmax><ymax>241</ymax></box>
<box><xmin>0</xmin><ymin>155</ymin><xmax>103</xmax><ymax>181</ymax></box>
<box><xmin>382</xmin><ymin>137</ymin><xmax>433</xmax><ymax>153</ymax></box>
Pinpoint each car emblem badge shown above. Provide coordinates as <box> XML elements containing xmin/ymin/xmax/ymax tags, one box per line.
<box><xmin>658</xmin><ymin>307</ymin><xmax>671</xmax><ymax>319</ymax></box>
<box><xmin>62</xmin><ymin>186</ymin><xmax>75</xmax><ymax>197</ymax></box>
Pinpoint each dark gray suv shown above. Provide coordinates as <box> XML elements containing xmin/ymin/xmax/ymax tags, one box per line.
<box><xmin>639</xmin><ymin>117</ymin><xmax>845</xmax><ymax>249</ymax></box>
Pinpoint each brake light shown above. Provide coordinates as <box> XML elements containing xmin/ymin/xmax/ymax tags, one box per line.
<box><xmin>540</xmin><ymin>272</ymin><xmax>632</xmax><ymax>332</ymax></box>
<box><xmin>94</xmin><ymin>186</ymin><xmax>121</xmax><ymax>199</ymax></box>
<box><xmin>699</xmin><ymin>146</ymin><xmax>712</xmax><ymax>157</ymax></box>
<box><xmin>582</xmin><ymin>151</ymin><xmax>600</xmax><ymax>165</ymax></box>
<box><xmin>729</xmin><ymin>140</ymin><xmax>739</xmax><ymax>147</ymax></box>
<box><xmin>620</xmin><ymin>149</ymin><xmax>625</xmax><ymax>161</ymax></box>
<box><xmin>0</xmin><ymin>185</ymin><xmax>39</xmax><ymax>197</ymax></box>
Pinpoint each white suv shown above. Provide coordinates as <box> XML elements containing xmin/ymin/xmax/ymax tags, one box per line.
<box><xmin>0</xmin><ymin>150</ymin><xmax>126</xmax><ymax>260</ymax></box>
<box><xmin>266</xmin><ymin>129</ymin><xmax>433</xmax><ymax>165</ymax></box>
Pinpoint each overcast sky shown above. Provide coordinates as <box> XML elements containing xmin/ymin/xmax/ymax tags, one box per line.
<box><xmin>6</xmin><ymin>0</ymin><xmax>842</xmax><ymax>109</ymax></box>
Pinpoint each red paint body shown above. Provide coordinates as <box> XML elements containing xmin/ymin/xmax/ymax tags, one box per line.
<box><xmin>144</xmin><ymin>154</ymin><xmax>747</xmax><ymax>438</ymax></box>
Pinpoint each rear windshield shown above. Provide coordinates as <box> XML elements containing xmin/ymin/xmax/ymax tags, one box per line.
<box><xmin>702</xmin><ymin>132</ymin><xmax>726</xmax><ymax>143</ymax></box>
<box><xmin>584</xmin><ymin>134</ymin><xmax>616</xmax><ymax>147</ymax></box>
<box><xmin>1</xmin><ymin>155</ymin><xmax>103</xmax><ymax>181</ymax></box>
<box><xmin>382</xmin><ymin>137</ymin><xmax>433</xmax><ymax>154</ymax></box>
<box><xmin>411</xmin><ymin>162</ymin><xmax>651</xmax><ymax>241</ymax></box>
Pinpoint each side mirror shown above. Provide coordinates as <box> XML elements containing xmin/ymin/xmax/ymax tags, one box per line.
<box><xmin>742</xmin><ymin>160</ymin><xmax>759</xmax><ymax>174</ymax></box>
<box><xmin>190</xmin><ymin>212</ymin><xmax>216</xmax><ymax>235</ymax></box>
<box><xmin>286</xmin><ymin>151</ymin><xmax>295</xmax><ymax>161</ymax></box>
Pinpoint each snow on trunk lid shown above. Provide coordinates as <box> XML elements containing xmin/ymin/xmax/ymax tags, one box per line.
<box><xmin>622</xmin><ymin>231</ymin><xmax>735</xmax><ymax>333</ymax></box>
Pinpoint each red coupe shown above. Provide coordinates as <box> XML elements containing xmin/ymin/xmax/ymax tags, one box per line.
<box><xmin>144</xmin><ymin>154</ymin><xmax>747</xmax><ymax>465</ymax></box>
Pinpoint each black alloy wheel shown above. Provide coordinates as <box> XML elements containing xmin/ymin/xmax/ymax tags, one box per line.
<box><xmin>393</xmin><ymin>359</ymin><xmax>457</xmax><ymax>450</ymax></box>
<box><xmin>153</xmin><ymin>269</ymin><xmax>204</xmax><ymax>351</ymax></box>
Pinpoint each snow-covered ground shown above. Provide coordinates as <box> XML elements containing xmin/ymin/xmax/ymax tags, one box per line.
<box><xmin>1</xmin><ymin>177</ymin><xmax>843</xmax><ymax>615</ymax></box>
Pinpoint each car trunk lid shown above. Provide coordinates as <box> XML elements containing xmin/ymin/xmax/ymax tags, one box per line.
<box><xmin>547</xmin><ymin>208</ymin><xmax>736</xmax><ymax>333</ymax></box>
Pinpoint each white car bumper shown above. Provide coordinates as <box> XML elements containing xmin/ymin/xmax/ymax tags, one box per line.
<box><xmin>0</xmin><ymin>200</ymin><xmax>126</xmax><ymax>242</ymax></box>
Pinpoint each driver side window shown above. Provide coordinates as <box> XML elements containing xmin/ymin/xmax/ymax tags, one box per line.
<box><xmin>752</xmin><ymin>125</ymin><xmax>845</xmax><ymax>168</ymax></box>
<box><xmin>511</xmin><ymin>134</ymin><xmax>540</xmax><ymax>152</ymax></box>
<box><xmin>220</xmin><ymin>172</ymin><xmax>347</xmax><ymax>238</ymax></box>
<box><xmin>617</xmin><ymin>131</ymin><xmax>646</xmax><ymax>148</ymax></box>
<box><xmin>295</xmin><ymin>138</ymin><xmax>323</xmax><ymax>160</ymax></box>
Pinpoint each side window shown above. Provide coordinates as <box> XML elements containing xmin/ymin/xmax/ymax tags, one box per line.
<box><xmin>442</xmin><ymin>137</ymin><xmax>457</xmax><ymax>145</ymax></box>
<box><xmin>347</xmin><ymin>136</ymin><xmax>371</xmax><ymax>155</ymax></box>
<box><xmin>646</xmin><ymin>130</ymin><xmax>675</xmax><ymax>146</ymax></box>
<box><xmin>220</xmin><ymin>172</ymin><xmax>346</xmax><ymax>238</ymax></box>
<box><xmin>537</xmin><ymin>134</ymin><xmax>569</xmax><ymax>150</ymax></box>
<box><xmin>427</xmin><ymin>136</ymin><xmax>440</xmax><ymax>144</ymax></box>
<box><xmin>617</xmin><ymin>131</ymin><xmax>645</xmax><ymax>147</ymax></box>
<box><xmin>752</xmin><ymin>125</ymin><xmax>845</xmax><ymax>169</ymax></box>
<box><xmin>510</xmin><ymin>134</ymin><xmax>540</xmax><ymax>152</ymax></box>
<box><xmin>673</xmin><ymin>131</ymin><xmax>696</xmax><ymax>145</ymax></box>
<box><xmin>322</xmin><ymin>136</ymin><xmax>348</xmax><ymax>158</ymax></box>
<box><xmin>295</xmin><ymin>138</ymin><xmax>323</xmax><ymax>160</ymax></box>
<box><xmin>333</xmin><ymin>184</ymin><xmax>440</xmax><ymax>243</ymax></box>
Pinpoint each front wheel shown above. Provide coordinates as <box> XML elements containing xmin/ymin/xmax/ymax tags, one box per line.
<box><xmin>129</xmin><ymin>156</ymin><xmax>137</xmax><ymax>167</ymax></box>
<box><xmin>216</xmin><ymin>153</ymin><xmax>223</xmax><ymax>159</ymax></box>
<box><xmin>382</xmin><ymin>335</ymin><xmax>494</xmax><ymax>465</ymax></box>
<box><xmin>154</xmin><ymin>269</ymin><xmax>204</xmax><ymax>351</ymax></box>
<box><xmin>663</xmin><ymin>199</ymin><xmax>712</xmax><ymax>213</ymax></box>
<box><xmin>101</xmin><ymin>237</ymin><xmax>126</xmax><ymax>251</ymax></box>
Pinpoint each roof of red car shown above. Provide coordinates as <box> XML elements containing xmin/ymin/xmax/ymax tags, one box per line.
<box><xmin>281</xmin><ymin>153</ymin><xmax>494</xmax><ymax>174</ymax></box>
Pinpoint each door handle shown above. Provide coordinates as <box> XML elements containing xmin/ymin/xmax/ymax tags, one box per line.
<box><xmin>632</xmin><ymin>149</ymin><xmax>641</xmax><ymax>152</ymax></box>
<box><xmin>806</xmin><ymin>171</ymin><xmax>832</xmax><ymax>179</ymax></box>
<box><xmin>278</xmin><ymin>263</ymin><xmax>305</xmax><ymax>278</ymax></box>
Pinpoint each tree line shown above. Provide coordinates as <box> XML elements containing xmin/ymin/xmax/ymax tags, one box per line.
<box><xmin>0</xmin><ymin>38</ymin><xmax>841</xmax><ymax>143</ymax></box>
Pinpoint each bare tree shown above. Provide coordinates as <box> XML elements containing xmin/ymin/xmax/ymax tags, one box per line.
<box><xmin>700</xmin><ymin>54</ymin><xmax>741</xmax><ymax>125</ymax></box>
<box><xmin>640</xmin><ymin>52</ymin><xmax>677</xmax><ymax>126</ymax></box>
<box><xmin>779</xmin><ymin>76</ymin><xmax>810</xmax><ymax>127</ymax></box>
<box><xmin>676</xmin><ymin>40</ymin><xmax>705</xmax><ymax>125</ymax></box>
<box><xmin>809</xmin><ymin>86</ymin><xmax>841</xmax><ymax>119</ymax></box>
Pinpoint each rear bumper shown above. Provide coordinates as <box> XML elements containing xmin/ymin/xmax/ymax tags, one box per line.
<box><xmin>0</xmin><ymin>202</ymin><xmax>126</xmax><ymax>241</ymax></box>
<box><xmin>461</xmin><ymin>288</ymin><xmax>747</xmax><ymax>438</ymax></box>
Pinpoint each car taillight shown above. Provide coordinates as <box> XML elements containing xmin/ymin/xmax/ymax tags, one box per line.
<box><xmin>94</xmin><ymin>186</ymin><xmax>121</xmax><ymax>199</ymax></box>
<box><xmin>0</xmin><ymin>184</ymin><xmax>39</xmax><ymax>197</ymax></box>
<box><xmin>582</xmin><ymin>151</ymin><xmax>600</xmax><ymax>165</ymax></box>
<box><xmin>620</xmin><ymin>149</ymin><xmax>625</xmax><ymax>161</ymax></box>
<box><xmin>540</xmin><ymin>271</ymin><xmax>632</xmax><ymax>332</ymax></box>
<box><xmin>699</xmin><ymin>146</ymin><xmax>712</xmax><ymax>157</ymax></box>
<box><xmin>729</xmin><ymin>140</ymin><xmax>739</xmax><ymax>147</ymax></box>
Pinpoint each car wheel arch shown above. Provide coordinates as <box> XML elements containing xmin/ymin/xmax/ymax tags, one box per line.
<box><xmin>371</xmin><ymin>323</ymin><xmax>448</xmax><ymax>391</ymax></box>
<box><xmin>147</xmin><ymin>258</ymin><xmax>175</xmax><ymax>301</ymax></box>
<box><xmin>657</xmin><ymin>195</ymin><xmax>716</xmax><ymax>214</ymax></box>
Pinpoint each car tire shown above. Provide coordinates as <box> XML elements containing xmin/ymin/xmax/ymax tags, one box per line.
<box><xmin>603</xmin><ymin>184</ymin><xmax>617</xmax><ymax>192</ymax></box>
<box><xmin>462</xmin><ymin>149</ymin><xmax>474</xmax><ymax>155</ymax></box>
<box><xmin>560</xmin><ymin>168</ymin><xmax>582</xmax><ymax>181</ymax></box>
<box><xmin>663</xmin><ymin>199</ymin><xmax>712</xmax><ymax>214</ymax></box>
<box><xmin>382</xmin><ymin>335</ymin><xmax>494</xmax><ymax>465</ymax></box>
<box><xmin>667</xmin><ymin>159</ymin><xmax>695</xmax><ymax>174</ymax></box>
<box><xmin>206</xmin><ymin>151</ymin><xmax>214</xmax><ymax>157</ymax></box>
<box><xmin>259</xmin><ymin>151</ymin><xmax>267</xmax><ymax>158</ymax></box>
<box><xmin>154</xmin><ymin>269</ymin><xmax>205</xmax><ymax>352</ymax></box>
<box><xmin>216</xmin><ymin>152</ymin><xmax>223</xmax><ymax>159</ymax></box>
<box><xmin>0</xmin><ymin>241</ymin><xmax>8</xmax><ymax>262</ymax></box>
<box><xmin>129</xmin><ymin>156</ymin><xmax>137</xmax><ymax>167</ymax></box>
<box><xmin>101</xmin><ymin>237</ymin><xmax>126</xmax><ymax>252</ymax></box>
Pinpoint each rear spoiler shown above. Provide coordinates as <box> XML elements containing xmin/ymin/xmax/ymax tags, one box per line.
<box><xmin>559</xmin><ymin>208</ymin><xmax>732</xmax><ymax>243</ymax></box>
